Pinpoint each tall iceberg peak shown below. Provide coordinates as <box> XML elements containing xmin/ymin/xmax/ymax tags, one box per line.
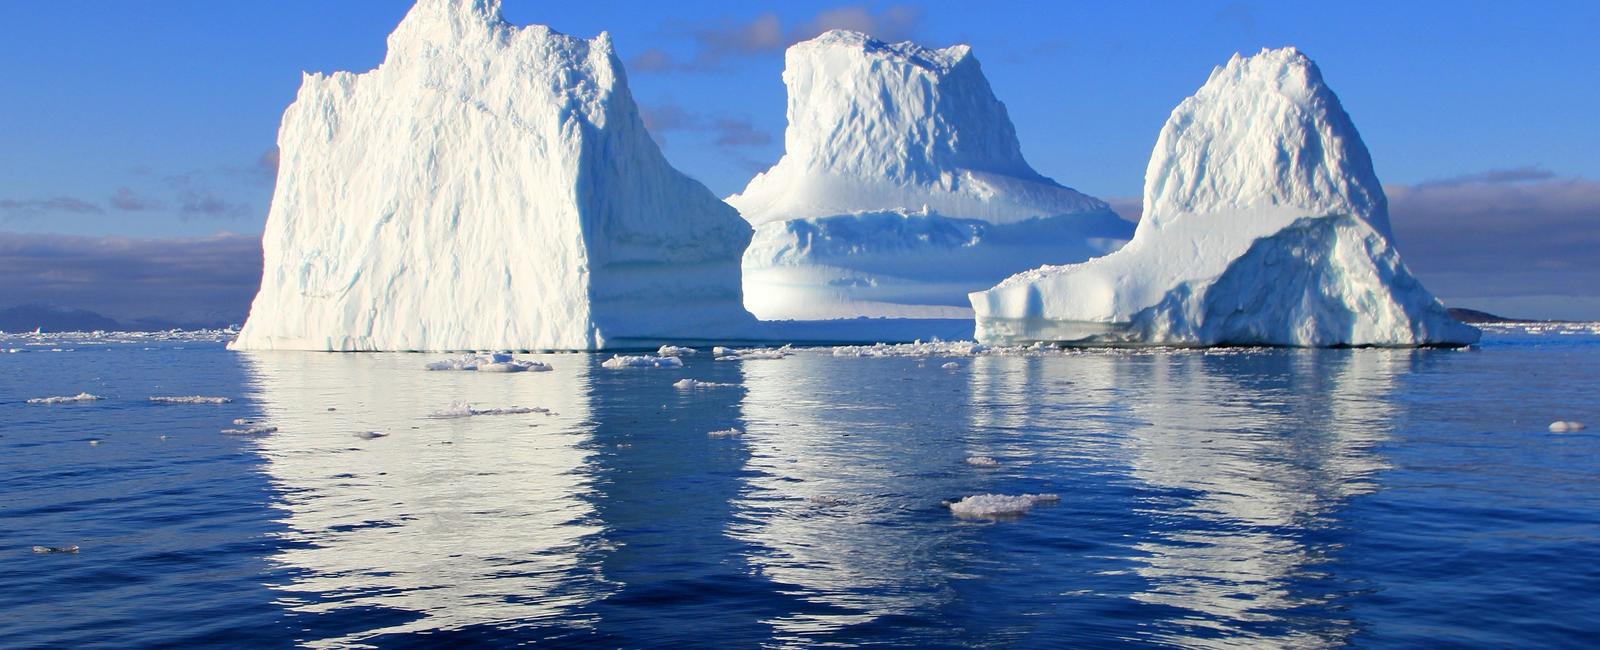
<box><xmin>728</xmin><ymin>31</ymin><xmax>1132</xmax><ymax>321</ymax></box>
<box><xmin>1144</xmin><ymin>46</ymin><xmax>1390</xmax><ymax>236</ymax></box>
<box><xmin>969</xmin><ymin>47</ymin><xmax>1478</xmax><ymax>347</ymax></box>
<box><xmin>231</xmin><ymin>0</ymin><xmax>752</xmax><ymax>351</ymax></box>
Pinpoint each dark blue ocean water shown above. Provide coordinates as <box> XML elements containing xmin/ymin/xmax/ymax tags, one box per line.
<box><xmin>3</xmin><ymin>325</ymin><xmax>1598</xmax><ymax>648</ymax></box>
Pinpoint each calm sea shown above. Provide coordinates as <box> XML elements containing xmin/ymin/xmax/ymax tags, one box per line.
<box><xmin>3</xmin><ymin>325</ymin><xmax>1598</xmax><ymax>648</ymax></box>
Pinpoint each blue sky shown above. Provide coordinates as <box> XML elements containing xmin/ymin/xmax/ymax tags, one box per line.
<box><xmin>1</xmin><ymin>1</ymin><xmax>1597</xmax><ymax>320</ymax></box>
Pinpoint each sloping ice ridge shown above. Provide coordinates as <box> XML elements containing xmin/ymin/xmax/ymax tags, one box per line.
<box><xmin>969</xmin><ymin>47</ymin><xmax>1479</xmax><ymax>347</ymax></box>
<box><xmin>728</xmin><ymin>30</ymin><xmax>1132</xmax><ymax>321</ymax></box>
<box><xmin>231</xmin><ymin>0</ymin><xmax>753</xmax><ymax>352</ymax></box>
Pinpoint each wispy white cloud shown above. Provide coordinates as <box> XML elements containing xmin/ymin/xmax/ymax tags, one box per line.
<box><xmin>631</xmin><ymin>4</ymin><xmax>926</xmax><ymax>73</ymax></box>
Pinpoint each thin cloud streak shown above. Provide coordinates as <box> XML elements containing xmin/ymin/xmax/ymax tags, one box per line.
<box><xmin>631</xmin><ymin>4</ymin><xmax>925</xmax><ymax>73</ymax></box>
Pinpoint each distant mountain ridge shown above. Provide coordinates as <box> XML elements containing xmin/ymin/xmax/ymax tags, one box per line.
<box><xmin>0</xmin><ymin>303</ymin><xmax>235</xmax><ymax>333</ymax></box>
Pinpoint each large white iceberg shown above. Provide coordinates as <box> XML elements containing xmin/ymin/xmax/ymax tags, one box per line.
<box><xmin>969</xmin><ymin>47</ymin><xmax>1479</xmax><ymax>347</ymax></box>
<box><xmin>727</xmin><ymin>30</ymin><xmax>1132</xmax><ymax>321</ymax></box>
<box><xmin>231</xmin><ymin>0</ymin><xmax>752</xmax><ymax>352</ymax></box>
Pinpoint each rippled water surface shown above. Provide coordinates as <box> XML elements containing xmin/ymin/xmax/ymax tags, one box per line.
<box><xmin>4</xmin><ymin>326</ymin><xmax>1598</xmax><ymax>648</ymax></box>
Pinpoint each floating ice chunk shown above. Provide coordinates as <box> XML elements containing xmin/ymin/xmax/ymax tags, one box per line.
<box><xmin>1549</xmin><ymin>421</ymin><xmax>1587</xmax><ymax>433</ymax></box>
<box><xmin>707</xmin><ymin>428</ymin><xmax>743</xmax><ymax>438</ymax></box>
<box><xmin>221</xmin><ymin>425</ymin><xmax>278</xmax><ymax>435</ymax></box>
<box><xmin>674</xmin><ymin>378</ymin><xmax>737</xmax><ymax>389</ymax></box>
<box><xmin>714</xmin><ymin>345</ymin><xmax>792</xmax><ymax>361</ymax></box>
<box><xmin>426</xmin><ymin>354</ymin><xmax>552</xmax><ymax>372</ymax></box>
<box><xmin>948</xmin><ymin>493</ymin><xmax>1059</xmax><ymax>518</ymax></box>
<box><xmin>150</xmin><ymin>396</ymin><xmax>233</xmax><ymax>404</ymax></box>
<box><xmin>354</xmin><ymin>431</ymin><xmax>389</xmax><ymax>440</ymax></box>
<box><xmin>657</xmin><ymin>345</ymin><xmax>697</xmax><ymax>357</ymax></box>
<box><xmin>429</xmin><ymin>401</ymin><xmax>550</xmax><ymax>418</ymax></box>
<box><xmin>32</xmin><ymin>545</ymin><xmax>79</xmax><ymax>554</ymax></box>
<box><xmin>941</xmin><ymin>362</ymin><xmax>960</xmax><ymax>369</ymax></box>
<box><xmin>601</xmin><ymin>355</ymin><xmax>684</xmax><ymax>369</ymax></box>
<box><xmin>831</xmin><ymin>340</ymin><xmax>988</xmax><ymax>357</ymax></box>
<box><xmin>26</xmin><ymin>392</ymin><xmax>103</xmax><ymax>405</ymax></box>
<box><xmin>964</xmin><ymin>456</ymin><xmax>1000</xmax><ymax>467</ymax></box>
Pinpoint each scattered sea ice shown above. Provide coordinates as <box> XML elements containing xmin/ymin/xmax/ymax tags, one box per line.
<box><xmin>1549</xmin><ymin>421</ymin><xmax>1587</xmax><ymax>433</ymax></box>
<box><xmin>601</xmin><ymin>355</ymin><xmax>684</xmax><ymax>369</ymax></box>
<box><xmin>149</xmin><ymin>396</ymin><xmax>232</xmax><ymax>404</ymax></box>
<box><xmin>26</xmin><ymin>392</ymin><xmax>103</xmax><ymax>405</ymax></box>
<box><xmin>947</xmin><ymin>493</ymin><xmax>1059</xmax><ymax>519</ymax></box>
<box><xmin>707</xmin><ymin>428</ymin><xmax>743</xmax><ymax>438</ymax></box>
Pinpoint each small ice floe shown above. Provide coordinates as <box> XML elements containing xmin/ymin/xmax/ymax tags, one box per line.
<box><xmin>964</xmin><ymin>456</ymin><xmax>1001</xmax><ymax>468</ymax></box>
<box><xmin>88</xmin><ymin>439</ymin><xmax>103</xmax><ymax>446</ymax></box>
<box><xmin>26</xmin><ymin>392</ymin><xmax>103</xmax><ymax>405</ymax></box>
<box><xmin>1549</xmin><ymin>421</ymin><xmax>1587</xmax><ymax>433</ymax></box>
<box><xmin>429</xmin><ymin>401</ymin><xmax>550</xmax><ymax>418</ymax></box>
<box><xmin>601</xmin><ymin>354</ymin><xmax>684</xmax><ymax>369</ymax></box>
<box><xmin>946</xmin><ymin>493</ymin><xmax>1060</xmax><ymax>519</ymax></box>
<box><xmin>657</xmin><ymin>345</ymin><xmax>697</xmax><ymax>357</ymax></box>
<box><xmin>673</xmin><ymin>378</ymin><xmax>736</xmax><ymax>389</ymax></box>
<box><xmin>354</xmin><ymin>431</ymin><xmax>388</xmax><ymax>440</ymax></box>
<box><xmin>425</xmin><ymin>353</ymin><xmax>551</xmax><ymax>372</ymax></box>
<box><xmin>707</xmin><ymin>428</ymin><xmax>743</xmax><ymax>438</ymax></box>
<box><xmin>221</xmin><ymin>425</ymin><xmax>278</xmax><ymax>435</ymax></box>
<box><xmin>714</xmin><ymin>345</ymin><xmax>791</xmax><ymax>361</ymax></box>
<box><xmin>232</xmin><ymin>418</ymin><xmax>254</xmax><ymax>425</ymax></box>
<box><xmin>832</xmin><ymin>340</ymin><xmax>988</xmax><ymax>358</ymax></box>
<box><xmin>32</xmin><ymin>545</ymin><xmax>79</xmax><ymax>554</ymax></box>
<box><xmin>149</xmin><ymin>396</ymin><xmax>232</xmax><ymax>404</ymax></box>
<box><xmin>941</xmin><ymin>362</ymin><xmax>960</xmax><ymax>370</ymax></box>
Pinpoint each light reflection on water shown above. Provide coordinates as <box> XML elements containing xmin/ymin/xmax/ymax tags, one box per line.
<box><xmin>12</xmin><ymin>334</ymin><xmax>1590</xmax><ymax>647</ymax></box>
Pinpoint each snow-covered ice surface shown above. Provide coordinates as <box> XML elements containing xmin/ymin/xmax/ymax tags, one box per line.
<box><xmin>947</xmin><ymin>493</ymin><xmax>1060</xmax><ymax>519</ymax></box>
<box><xmin>970</xmin><ymin>47</ymin><xmax>1479</xmax><ymax>348</ymax></box>
<box><xmin>657</xmin><ymin>345</ymin><xmax>696</xmax><ymax>357</ymax></box>
<box><xmin>714</xmin><ymin>346</ymin><xmax>792</xmax><ymax>361</ymax></box>
<box><xmin>150</xmin><ymin>396</ymin><xmax>233</xmax><ymax>404</ymax></box>
<box><xmin>231</xmin><ymin>0</ymin><xmax>753</xmax><ymax>352</ymax></box>
<box><xmin>727</xmin><ymin>30</ymin><xmax>1132</xmax><ymax>322</ymax></box>
<box><xmin>26</xmin><ymin>392</ymin><xmax>104</xmax><ymax>405</ymax></box>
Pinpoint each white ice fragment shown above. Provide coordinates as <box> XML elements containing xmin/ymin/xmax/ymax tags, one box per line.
<box><xmin>425</xmin><ymin>354</ymin><xmax>552</xmax><ymax>372</ymax></box>
<box><xmin>221</xmin><ymin>425</ymin><xmax>278</xmax><ymax>435</ymax></box>
<box><xmin>149</xmin><ymin>396</ymin><xmax>233</xmax><ymax>404</ymax></box>
<box><xmin>941</xmin><ymin>362</ymin><xmax>960</xmax><ymax>369</ymax></box>
<box><xmin>429</xmin><ymin>401</ymin><xmax>550</xmax><ymax>418</ymax></box>
<box><xmin>32</xmin><ymin>545</ymin><xmax>79</xmax><ymax>554</ymax></box>
<box><xmin>601</xmin><ymin>355</ymin><xmax>684</xmax><ymax>369</ymax></box>
<box><xmin>26</xmin><ymin>392</ymin><xmax>103</xmax><ymax>405</ymax></box>
<box><xmin>948</xmin><ymin>493</ymin><xmax>1059</xmax><ymax>518</ymax></box>
<box><xmin>657</xmin><ymin>345</ymin><xmax>697</xmax><ymax>357</ymax></box>
<box><xmin>674</xmin><ymin>378</ymin><xmax>737</xmax><ymax>389</ymax></box>
<box><xmin>1549</xmin><ymin>421</ymin><xmax>1587</xmax><ymax>433</ymax></box>
<box><xmin>707</xmin><ymin>428</ymin><xmax>743</xmax><ymax>438</ymax></box>
<box><xmin>964</xmin><ymin>456</ymin><xmax>1000</xmax><ymax>467</ymax></box>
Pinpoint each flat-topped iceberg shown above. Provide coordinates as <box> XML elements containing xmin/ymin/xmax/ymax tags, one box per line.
<box><xmin>231</xmin><ymin>0</ymin><xmax>752</xmax><ymax>352</ymax></box>
<box><xmin>970</xmin><ymin>47</ymin><xmax>1479</xmax><ymax>347</ymax></box>
<box><xmin>728</xmin><ymin>30</ymin><xmax>1131</xmax><ymax>321</ymax></box>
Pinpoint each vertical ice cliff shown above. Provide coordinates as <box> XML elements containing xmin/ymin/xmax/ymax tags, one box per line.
<box><xmin>727</xmin><ymin>30</ymin><xmax>1132</xmax><ymax>321</ymax></box>
<box><xmin>969</xmin><ymin>47</ymin><xmax>1479</xmax><ymax>347</ymax></box>
<box><xmin>231</xmin><ymin>0</ymin><xmax>752</xmax><ymax>352</ymax></box>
